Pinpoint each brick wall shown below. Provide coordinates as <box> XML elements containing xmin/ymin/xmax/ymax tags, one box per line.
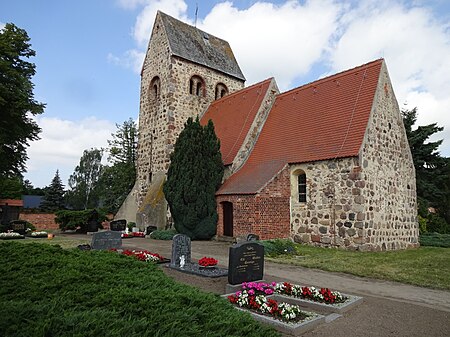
<box><xmin>19</xmin><ymin>213</ymin><xmax>58</xmax><ymax>230</ymax></box>
<box><xmin>216</xmin><ymin>166</ymin><xmax>290</xmax><ymax>240</ymax></box>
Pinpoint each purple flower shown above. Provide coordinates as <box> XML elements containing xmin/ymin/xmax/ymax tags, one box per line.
<box><xmin>248</xmin><ymin>289</ymin><xmax>255</xmax><ymax>295</ymax></box>
<box><xmin>265</xmin><ymin>289</ymin><xmax>274</xmax><ymax>295</ymax></box>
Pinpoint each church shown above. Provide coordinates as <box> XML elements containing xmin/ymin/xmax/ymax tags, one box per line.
<box><xmin>117</xmin><ymin>11</ymin><xmax>419</xmax><ymax>251</ymax></box>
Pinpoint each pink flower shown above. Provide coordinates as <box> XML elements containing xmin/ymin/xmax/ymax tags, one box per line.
<box><xmin>248</xmin><ymin>289</ymin><xmax>255</xmax><ymax>295</ymax></box>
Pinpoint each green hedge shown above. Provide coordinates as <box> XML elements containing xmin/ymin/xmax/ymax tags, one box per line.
<box><xmin>419</xmin><ymin>233</ymin><xmax>450</xmax><ymax>248</ymax></box>
<box><xmin>150</xmin><ymin>229</ymin><xmax>177</xmax><ymax>240</ymax></box>
<box><xmin>0</xmin><ymin>242</ymin><xmax>278</xmax><ymax>337</ymax></box>
<box><xmin>55</xmin><ymin>209</ymin><xmax>107</xmax><ymax>232</ymax></box>
<box><xmin>260</xmin><ymin>239</ymin><xmax>296</xmax><ymax>257</ymax></box>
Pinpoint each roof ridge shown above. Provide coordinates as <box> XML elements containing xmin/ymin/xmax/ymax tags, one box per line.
<box><xmin>279</xmin><ymin>58</ymin><xmax>384</xmax><ymax>97</ymax></box>
<box><xmin>158</xmin><ymin>11</ymin><xmax>228</xmax><ymax>45</ymax></box>
<box><xmin>210</xmin><ymin>77</ymin><xmax>274</xmax><ymax>105</ymax></box>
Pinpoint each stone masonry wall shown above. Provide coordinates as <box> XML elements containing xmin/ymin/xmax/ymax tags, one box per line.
<box><xmin>290</xmin><ymin>61</ymin><xmax>418</xmax><ymax>251</ymax></box>
<box><xmin>216</xmin><ymin>166</ymin><xmax>290</xmax><ymax>240</ymax></box>
<box><xmin>358</xmin><ymin>61</ymin><xmax>418</xmax><ymax>250</ymax></box>
<box><xmin>136</xmin><ymin>14</ymin><xmax>244</xmax><ymax>209</ymax></box>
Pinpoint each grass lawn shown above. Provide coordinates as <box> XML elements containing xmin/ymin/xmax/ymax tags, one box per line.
<box><xmin>0</xmin><ymin>242</ymin><xmax>279</xmax><ymax>337</ymax></box>
<box><xmin>0</xmin><ymin>235</ymin><xmax>92</xmax><ymax>249</ymax></box>
<box><xmin>267</xmin><ymin>244</ymin><xmax>450</xmax><ymax>290</ymax></box>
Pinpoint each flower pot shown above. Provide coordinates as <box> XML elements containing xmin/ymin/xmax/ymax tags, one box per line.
<box><xmin>47</xmin><ymin>233</ymin><xmax>54</xmax><ymax>240</ymax></box>
<box><xmin>199</xmin><ymin>265</ymin><xmax>217</xmax><ymax>270</ymax></box>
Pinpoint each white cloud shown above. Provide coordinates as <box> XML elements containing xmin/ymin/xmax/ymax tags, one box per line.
<box><xmin>329</xmin><ymin>0</ymin><xmax>450</xmax><ymax>156</ymax></box>
<box><xmin>0</xmin><ymin>22</ymin><xmax>5</xmax><ymax>30</ymax></box>
<box><xmin>110</xmin><ymin>0</ymin><xmax>188</xmax><ymax>72</ymax></box>
<box><xmin>107</xmin><ymin>49</ymin><xmax>145</xmax><ymax>74</ymax></box>
<box><xmin>24</xmin><ymin>116</ymin><xmax>115</xmax><ymax>187</ymax></box>
<box><xmin>200</xmin><ymin>0</ymin><xmax>343</xmax><ymax>89</ymax></box>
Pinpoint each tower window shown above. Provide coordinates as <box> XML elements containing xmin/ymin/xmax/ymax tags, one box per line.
<box><xmin>215</xmin><ymin>83</ymin><xmax>228</xmax><ymax>100</ymax></box>
<box><xmin>189</xmin><ymin>75</ymin><xmax>205</xmax><ymax>97</ymax></box>
<box><xmin>149</xmin><ymin>76</ymin><xmax>160</xmax><ymax>100</ymax></box>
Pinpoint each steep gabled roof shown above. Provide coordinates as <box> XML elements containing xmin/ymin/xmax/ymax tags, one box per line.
<box><xmin>218</xmin><ymin>59</ymin><xmax>384</xmax><ymax>195</ymax></box>
<box><xmin>159</xmin><ymin>11</ymin><xmax>245</xmax><ymax>81</ymax></box>
<box><xmin>200</xmin><ymin>78</ymin><xmax>273</xmax><ymax>165</ymax></box>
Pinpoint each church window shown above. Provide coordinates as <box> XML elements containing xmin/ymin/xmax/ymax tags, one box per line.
<box><xmin>149</xmin><ymin>76</ymin><xmax>160</xmax><ymax>100</ymax></box>
<box><xmin>215</xmin><ymin>83</ymin><xmax>228</xmax><ymax>100</ymax></box>
<box><xmin>297</xmin><ymin>171</ymin><xmax>307</xmax><ymax>203</ymax></box>
<box><xmin>189</xmin><ymin>75</ymin><xmax>205</xmax><ymax>97</ymax></box>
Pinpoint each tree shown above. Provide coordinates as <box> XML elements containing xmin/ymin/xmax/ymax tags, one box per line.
<box><xmin>163</xmin><ymin>117</ymin><xmax>224</xmax><ymax>239</ymax></box>
<box><xmin>40</xmin><ymin>170</ymin><xmax>65</xmax><ymax>211</ymax></box>
<box><xmin>108</xmin><ymin>118</ymin><xmax>138</xmax><ymax>164</ymax></box>
<box><xmin>402</xmin><ymin>108</ymin><xmax>450</xmax><ymax>233</ymax></box>
<box><xmin>96</xmin><ymin>119</ymin><xmax>138</xmax><ymax>213</ymax></box>
<box><xmin>0</xmin><ymin>23</ymin><xmax>45</xmax><ymax>179</ymax></box>
<box><xmin>66</xmin><ymin>148</ymin><xmax>103</xmax><ymax>210</ymax></box>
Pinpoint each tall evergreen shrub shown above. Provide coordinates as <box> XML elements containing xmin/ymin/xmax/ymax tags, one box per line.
<box><xmin>163</xmin><ymin>117</ymin><xmax>224</xmax><ymax>239</ymax></box>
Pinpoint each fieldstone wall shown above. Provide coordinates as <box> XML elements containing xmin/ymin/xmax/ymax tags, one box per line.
<box><xmin>135</xmin><ymin>13</ymin><xmax>245</xmax><ymax>226</ymax></box>
<box><xmin>290</xmin><ymin>61</ymin><xmax>418</xmax><ymax>251</ymax></box>
<box><xmin>217</xmin><ymin>166</ymin><xmax>290</xmax><ymax>240</ymax></box>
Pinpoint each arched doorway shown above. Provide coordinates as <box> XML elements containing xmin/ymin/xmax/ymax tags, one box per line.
<box><xmin>222</xmin><ymin>202</ymin><xmax>233</xmax><ymax>237</ymax></box>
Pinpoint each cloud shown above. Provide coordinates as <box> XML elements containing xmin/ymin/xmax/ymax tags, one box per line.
<box><xmin>329</xmin><ymin>0</ymin><xmax>450</xmax><ymax>155</ymax></box>
<box><xmin>200</xmin><ymin>0</ymin><xmax>343</xmax><ymax>89</ymax></box>
<box><xmin>0</xmin><ymin>22</ymin><xmax>5</xmax><ymax>30</ymax></box>
<box><xmin>107</xmin><ymin>49</ymin><xmax>145</xmax><ymax>74</ymax></box>
<box><xmin>24</xmin><ymin>116</ymin><xmax>115</xmax><ymax>187</ymax></box>
<box><xmin>110</xmin><ymin>0</ymin><xmax>188</xmax><ymax>71</ymax></box>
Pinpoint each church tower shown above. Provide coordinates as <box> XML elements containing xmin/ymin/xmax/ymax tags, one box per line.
<box><xmin>129</xmin><ymin>11</ymin><xmax>245</xmax><ymax>228</ymax></box>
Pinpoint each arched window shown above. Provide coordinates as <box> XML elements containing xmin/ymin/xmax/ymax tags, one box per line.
<box><xmin>215</xmin><ymin>83</ymin><xmax>228</xmax><ymax>100</ymax></box>
<box><xmin>149</xmin><ymin>76</ymin><xmax>160</xmax><ymax>100</ymax></box>
<box><xmin>189</xmin><ymin>75</ymin><xmax>205</xmax><ymax>97</ymax></box>
<box><xmin>296</xmin><ymin>171</ymin><xmax>307</xmax><ymax>203</ymax></box>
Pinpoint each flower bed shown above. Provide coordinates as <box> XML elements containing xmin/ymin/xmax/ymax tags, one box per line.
<box><xmin>0</xmin><ymin>232</ymin><xmax>25</xmax><ymax>240</ymax></box>
<box><xmin>119</xmin><ymin>249</ymin><xmax>167</xmax><ymax>263</ymax></box>
<box><xmin>30</xmin><ymin>231</ymin><xmax>48</xmax><ymax>238</ymax></box>
<box><xmin>198</xmin><ymin>256</ymin><xmax>218</xmax><ymax>267</ymax></box>
<box><xmin>132</xmin><ymin>232</ymin><xmax>145</xmax><ymax>237</ymax></box>
<box><xmin>228</xmin><ymin>290</ymin><xmax>311</xmax><ymax>323</ymax></box>
<box><xmin>121</xmin><ymin>233</ymin><xmax>133</xmax><ymax>238</ymax></box>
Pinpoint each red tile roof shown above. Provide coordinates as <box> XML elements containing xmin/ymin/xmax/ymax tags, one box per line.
<box><xmin>200</xmin><ymin>78</ymin><xmax>273</xmax><ymax>165</ymax></box>
<box><xmin>218</xmin><ymin>59</ymin><xmax>384</xmax><ymax>195</ymax></box>
<box><xmin>0</xmin><ymin>199</ymin><xmax>23</xmax><ymax>207</ymax></box>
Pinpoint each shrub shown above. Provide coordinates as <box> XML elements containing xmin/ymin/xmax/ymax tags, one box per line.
<box><xmin>55</xmin><ymin>209</ymin><xmax>107</xmax><ymax>232</ymax></box>
<box><xmin>0</xmin><ymin>242</ymin><xmax>279</xmax><ymax>337</ymax></box>
<box><xmin>150</xmin><ymin>229</ymin><xmax>177</xmax><ymax>240</ymax></box>
<box><xmin>419</xmin><ymin>233</ymin><xmax>450</xmax><ymax>248</ymax></box>
<box><xmin>260</xmin><ymin>239</ymin><xmax>296</xmax><ymax>257</ymax></box>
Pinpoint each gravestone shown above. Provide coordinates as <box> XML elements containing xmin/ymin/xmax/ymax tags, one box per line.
<box><xmin>110</xmin><ymin>219</ymin><xmax>127</xmax><ymax>231</ymax></box>
<box><xmin>170</xmin><ymin>234</ymin><xmax>191</xmax><ymax>267</ymax></box>
<box><xmin>228</xmin><ymin>241</ymin><xmax>264</xmax><ymax>285</ymax></box>
<box><xmin>91</xmin><ymin>231</ymin><xmax>122</xmax><ymax>250</ymax></box>
<box><xmin>87</xmin><ymin>210</ymin><xmax>100</xmax><ymax>232</ymax></box>
<box><xmin>10</xmin><ymin>220</ymin><xmax>27</xmax><ymax>235</ymax></box>
<box><xmin>246</xmin><ymin>233</ymin><xmax>259</xmax><ymax>241</ymax></box>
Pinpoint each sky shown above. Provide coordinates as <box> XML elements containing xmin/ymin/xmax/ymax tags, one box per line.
<box><xmin>1</xmin><ymin>0</ymin><xmax>449</xmax><ymax>188</ymax></box>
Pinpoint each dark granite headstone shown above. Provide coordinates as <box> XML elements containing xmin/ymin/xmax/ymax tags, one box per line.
<box><xmin>110</xmin><ymin>219</ymin><xmax>127</xmax><ymax>231</ymax></box>
<box><xmin>170</xmin><ymin>234</ymin><xmax>191</xmax><ymax>267</ymax></box>
<box><xmin>228</xmin><ymin>241</ymin><xmax>264</xmax><ymax>285</ymax></box>
<box><xmin>87</xmin><ymin>210</ymin><xmax>100</xmax><ymax>232</ymax></box>
<box><xmin>91</xmin><ymin>231</ymin><xmax>122</xmax><ymax>250</ymax></box>
<box><xmin>246</xmin><ymin>233</ymin><xmax>259</xmax><ymax>241</ymax></box>
<box><xmin>10</xmin><ymin>220</ymin><xmax>27</xmax><ymax>235</ymax></box>
<box><xmin>145</xmin><ymin>226</ymin><xmax>157</xmax><ymax>235</ymax></box>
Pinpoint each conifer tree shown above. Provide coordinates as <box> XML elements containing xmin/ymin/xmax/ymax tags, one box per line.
<box><xmin>164</xmin><ymin>117</ymin><xmax>224</xmax><ymax>239</ymax></box>
<box><xmin>41</xmin><ymin>170</ymin><xmax>65</xmax><ymax>211</ymax></box>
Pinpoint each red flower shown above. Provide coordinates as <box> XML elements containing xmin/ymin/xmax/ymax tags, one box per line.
<box><xmin>198</xmin><ymin>257</ymin><xmax>218</xmax><ymax>267</ymax></box>
<box><xmin>283</xmin><ymin>282</ymin><xmax>293</xmax><ymax>295</ymax></box>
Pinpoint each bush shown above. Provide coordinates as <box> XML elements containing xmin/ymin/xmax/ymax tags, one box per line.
<box><xmin>419</xmin><ymin>233</ymin><xmax>450</xmax><ymax>248</ymax></box>
<box><xmin>0</xmin><ymin>242</ymin><xmax>279</xmax><ymax>337</ymax></box>
<box><xmin>55</xmin><ymin>209</ymin><xmax>107</xmax><ymax>232</ymax></box>
<box><xmin>260</xmin><ymin>239</ymin><xmax>296</xmax><ymax>257</ymax></box>
<box><xmin>150</xmin><ymin>229</ymin><xmax>177</xmax><ymax>240</ymax></box>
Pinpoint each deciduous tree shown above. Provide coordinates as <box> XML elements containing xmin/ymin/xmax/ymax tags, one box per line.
<box><xmin>0</xmin><ymin>23</ymin><xmax>44</xmax><ymax>179</ymax></box>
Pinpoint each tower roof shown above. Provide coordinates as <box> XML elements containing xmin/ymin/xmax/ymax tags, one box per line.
<box><xmin>158</xmin><ymin>11</ymin><xmax>245</xmax><ymax>81</ymax></box>
<box><xmin>217</xmin><ymin>59</ymin><xmax>384</xmax><ymax>195</ymax></box>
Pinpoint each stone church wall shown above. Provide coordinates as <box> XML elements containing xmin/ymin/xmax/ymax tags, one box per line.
<box><xmin>290</xmin><ymin>61</ymin><xmax>418</xmax><ymax>251</ymax></box>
